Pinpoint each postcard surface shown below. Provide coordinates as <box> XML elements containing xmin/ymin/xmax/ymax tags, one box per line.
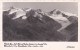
<box><xmin>0</xmin><ymin>0</ymin><xmax>80</xmax><ymax>50</ymax></box>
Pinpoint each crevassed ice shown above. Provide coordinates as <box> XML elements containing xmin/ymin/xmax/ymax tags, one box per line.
<box><xmin>12</xmin><ymin>8</ymin><xmax>33</xmax><ymax>20</ymax></box>
<box><xmin>49</xmin><ymin>14</ymin><xmax>71</xmax><ymax>31</ymax></box>
<box><xmin>9</xmin><ymin>8</ymin><xmax>27</xmax><ymax>20</ymax></box>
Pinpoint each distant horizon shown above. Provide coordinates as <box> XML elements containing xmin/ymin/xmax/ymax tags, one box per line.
<box><xmin>3</xmin><ymin>2</ymin><xmax>78</xmax><ymax>15</ymax></box>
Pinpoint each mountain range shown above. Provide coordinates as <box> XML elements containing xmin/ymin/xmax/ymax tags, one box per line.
<box><xmin>3</xmin><ymin>7</ymin><xmax>78</xmax><ymax>41</ymax></box>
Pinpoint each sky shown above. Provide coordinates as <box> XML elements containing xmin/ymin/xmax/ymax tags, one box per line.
<box><xmin>3</xmin><ymin>2</ymin><xmax>78</xmax><ymax>15</ymax></box>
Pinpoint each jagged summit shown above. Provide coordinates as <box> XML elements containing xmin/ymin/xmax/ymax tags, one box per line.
<box><xmin>49</xmin><ymin>9</ymin><xmax>77</xmax><ymax>17</ymax></box>
<box><xmin>8</xmin><ymin>7</ymin><xmax>34</xmax><ymax>20</ymax></box>
<box><xmin>7</xmin><ymin>7</ymin><xmax>45</xmax><ymax>22</ymax></box>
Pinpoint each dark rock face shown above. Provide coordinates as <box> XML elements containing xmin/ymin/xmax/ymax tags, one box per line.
<box><xmin>65</xmin><ymin>17</ymin><xmax>78</xmax><ymax>41</ymax></box>
<box><xmin>58</xmin><ymin>15</ymin><xmax>78</xmax><ymax>41</ymax></box>
<box><xmin>3</xmin><ymin>10</ymin><xmax>63</xmax><ymax>41</ymax></box>
<box><xmin>3</xmin><ymin>9</ymin><xmax>78</xmax><ymax>41</ymax></box>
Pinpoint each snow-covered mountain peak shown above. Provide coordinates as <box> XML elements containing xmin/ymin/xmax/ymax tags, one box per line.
<box><xmin>48</xmin><ymin>9</ymin><xmax>77</xmax><ymax>31</ymax></box>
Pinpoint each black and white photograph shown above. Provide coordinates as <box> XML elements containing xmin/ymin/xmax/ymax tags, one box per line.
<box><xmin>3</xmin><ymin>2</ymin><xmax>78</xmax><ymax>41</ymax></box>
